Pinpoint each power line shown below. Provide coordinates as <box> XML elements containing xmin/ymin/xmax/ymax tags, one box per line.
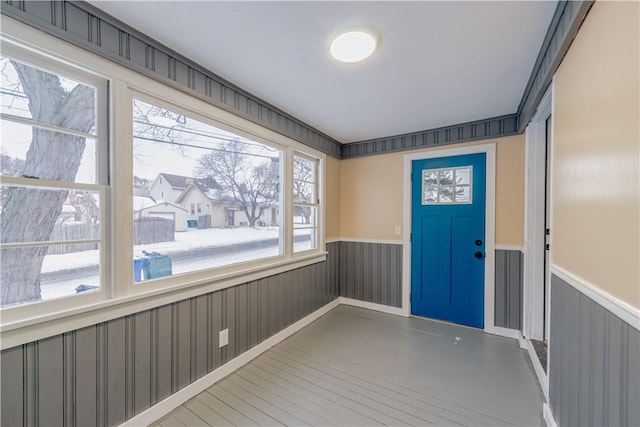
<box><xmin>133</xmin><ymin>135</ymin><xmax>279</xmax><ymax>160</ymax></box>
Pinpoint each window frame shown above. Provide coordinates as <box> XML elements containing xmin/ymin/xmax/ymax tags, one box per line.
<box><xmin>0</xmin><ymin>21</ymin><xmax>326</xmax><ymax>348</ymax></box>
<box><xmin>292</xmin><ymin>152</ymin><xmax>321</xmax><ymax>254</ymax></box>
<box><xmin>0</xmin><ymin>42</ymin><xmax>110</xmax><ymax>324</ymax></box>
<box><xmin>127</xmin><ymin>91</ymin><xmax>292</xmax><ymax>293</ymax></box>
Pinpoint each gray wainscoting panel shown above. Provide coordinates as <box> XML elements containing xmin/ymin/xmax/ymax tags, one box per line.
<box><xmin>550</xmin><ymin>274</ymin><xmax>640</xmax><ymax>427</ymax></box>
<box><xmin>494</xmin><ymin>249</ymin><xmax>523</xmax><ymax>331</ymax></box>
<box><xmin>0</xmin><ymin>0</ymin><xmax>342</xmax><ymax>158</ymax></box>
<box><xmin>0</xmin><ymin>242</ymin><xmax>339</xmax><ymax>426</ymax></box>
<box><xmin>342</xmin><ymin>114</ymin><xmax>519</xmax><ymax>159</ymax></box>
<box><xmin>338</xmin><ymin>241</ymin><xmax>402</xmax><ymax>308</ymax></box>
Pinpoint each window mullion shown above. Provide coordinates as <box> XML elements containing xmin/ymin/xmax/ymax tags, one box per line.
<box><xmin>0</xmin><ymin>113</ymin><xmax>97</xmax><ymax>139</ymax></box>
<box><xmin>111</xmin><ymin>81</ymin><xmax>134</xmax><ymax>298</ymax></box>
<box><xmin>284</xmin><ymin>148</ymin><xmax>295</xmax><ymax>257</ymax></box>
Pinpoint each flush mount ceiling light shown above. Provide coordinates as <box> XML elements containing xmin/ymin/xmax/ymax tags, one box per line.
<box><xmin>330</xmin><ymin>30</ymin><xmax>377</xmax><ymax>63</ymax></box>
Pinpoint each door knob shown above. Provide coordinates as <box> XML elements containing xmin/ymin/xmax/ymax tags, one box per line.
<box><xmin>474</xmin><ymin>251</ymin><xmax>484</xmax><ymax>258</ymax></box>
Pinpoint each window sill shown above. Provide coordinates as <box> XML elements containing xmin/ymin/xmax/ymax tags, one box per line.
<box><xmin>0</xmin><ymin>251</ymin><xmax>327</xmax><ymax>349</ymax></box>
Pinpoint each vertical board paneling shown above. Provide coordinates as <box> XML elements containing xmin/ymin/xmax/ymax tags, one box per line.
<box><xmin>25</xmin><ymin>342</ymin><xmax>37</xmax><ymax>427</ymax></box>
<box><xmin>248</xmin><ymin>280</ymin><xmax>259</xmax><ymax>349</ymax></box>
<box><xmin>1</xmin><ymin>346</ymin><xmax>23</xmax><ymax>426</ymax></box>
<box><xmin>494</xmin><ymin>249</ymin><xmax>523</xmax><ymax>331</ymax></box>
<box><xmin>626</xmin><ymin>325</ymin><xmax>640</xmax><ymax>425</ymax></box>
<box><xmin>507</xmin><ymin>251</ymin><xmax>522</xmax><ymax>329</ymax></box>
<box><xmin>605</xmin><ymin>312</ymin><xmax>622</xmax><ymax>426</ymax></box>
<box><xmin>176</xmin><ymin>300</ymin><xmax>191</xmax><ymax>389</ymax></box>
<box><xmin>74</xmin><ymin>326</ymin><xmax>99</xmax><ymax>426</ymax></box>
<box><xmin>338</xmin><ymin>241</ymin><xmax>402</xmax><ymax>308</ymax></box>
<box><xmin>208</xmin><ymin>292</ymin><xmax>223</xmax><ymax>372</ymax></box>
<box><xmin>236</xmin><ymin>283</ymin><xmax>249</xmax><ymax>355</ymax></box>
<box><xmin>224</xmin><ymin>286</ymin><xmax>237</xmax><ymax>363</ymax></box>
<box><xmin>37</xmin><ymin>336</ymin><xmax>64</xmax><ymax>426</ymax></box>
<box><xmin>550</xmin><ymin>274</ymin><xmax>639</xmax><ymax>427</ymax></box>
<box><xmin>156</xmin><ymin>305</ymin><xmax>172</xmax><ymax>401</ymax></box>
<box><xmin>258</xmin><ymin>277</ymin><xmax>269</xmax><ymax>343</ymax></box>
<box><xmin>63</xmin><ymin>332</ymin><xmax>74</xmax><ymax>427</ymax></box>
<box><xmin>495</xmin><ymin>250</ymin><xmax>507</xmax><ymax>327</ymax></box>
<box><xmin>0</xmin><ymin>244</ymin><xmax>339</xmax><ymax>426</ymax></box>
<box><xmin>193</xmin><ymin>294</ymin><xmax>208</xmax><ymax>381</ymax></box>
<box><xmin>106</xmin><ymin>318</ymin><xmax>126</xmax><ymax>426</ymax></box>
<box><xmin>133</xmin><ymin>311</ymin><xmax>151</xmax><ymax>414</ymax></box>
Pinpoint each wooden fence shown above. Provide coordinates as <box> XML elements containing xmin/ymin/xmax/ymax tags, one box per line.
<box><xmin>47</xmin><ymin>218</ymin><xmax>174</xmax><ymax>254</ymax></box>
<box><xmin>47</xmin><ymin>223</ymin><xmax>99</xmax><ymax>254</ymax></box>
<box><xmin>134</xmin><ymin>217</ymin><xmax>174</xmax><ymax>245</ymax></box>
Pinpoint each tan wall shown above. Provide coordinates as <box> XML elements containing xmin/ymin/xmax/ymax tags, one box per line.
<box><xmin>552</xmin><ymin>1</ymin><xmax>639</xmax><ymax>308</ymax></box>
<box><xmin>339</xmin><ymin>134</ymin><xmax>525</xmax><ymax>245</ymax></box>
<box><xmin>324</xmin><ymin>155</ymin><xmax>341</xmax><ymax>239</ymax></box>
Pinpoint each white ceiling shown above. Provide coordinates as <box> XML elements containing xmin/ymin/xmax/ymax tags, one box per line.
<box><xmin>89</xmin><ymin>1</ymin><xmax>558</xmax><ymax>144</ymax></box>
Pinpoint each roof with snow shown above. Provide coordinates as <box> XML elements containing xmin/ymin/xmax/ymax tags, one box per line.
<box><xmin>140</xmin><ymin>201</ymin><xmax>188</xmax><ymax>212</ymax></box>
<box><xmin>158</xmin><ymin>173</ymin><xmax>209</xmax><ymax>190</ymax></box>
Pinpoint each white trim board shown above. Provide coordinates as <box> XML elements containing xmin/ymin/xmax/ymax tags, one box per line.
<box><xmin>120</xmin><ymin>298</ymin><xmax>341</xmax><ymax>427</ymax></box>
<box><xmin>339</xmin><ymin>297</ymin><xmax>406</xmax><ymax>317</ymax></box>
<box><xmin>337</xmin><ymin>238</ymin><xmax>404</xmax><ymax>245</ymax></box>
<box><xmin>495</xmin><ymin>244</ymin><xmax>524</xmax><ymax>252</ymax></box>
<box><xmin>550</xmin><ymin>264</ymin><xmax>640</xmax><ymax>331</ymax></box>
<box><xmin>402</xmin><ymin>144</ymin><xmax>497</xmax><ymax>330</ymax></box>
<box><xmin>493</xmin><ymin>326</ymin><xmax>527</xmax><ymax>348</ymax></box>
<box><xmin>526</xmin><ymin>338</ymin><xmax>550</xmax><ymax>402</ymax></box>
<box><xmin>523</xmin><ymin>84</ymin><xmax>553</xmax><ymax>343</ymax></box>
<box><xmin>543</xmin><ymin>403</ymin><xmax>558</xmax><ymax>427</ymax></box>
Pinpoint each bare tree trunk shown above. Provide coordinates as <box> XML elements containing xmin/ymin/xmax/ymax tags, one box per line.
<box><xmin>1</xmin><ymin>62</ymin><xmax>95</xmax><ymax>306</ymax></box>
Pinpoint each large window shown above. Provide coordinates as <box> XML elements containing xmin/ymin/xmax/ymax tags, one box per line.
<box><xmin>0</xmin><ymin>33</ymin><xmax>324</xmax><ymax>333</ymax></box>
<box><xmin>293</xmin><ymin>155</ymin><xmax>319</xmax><ymax>252</ymax></box>
<box><xmin>0</xmin><ymin>49</ymin><xmax>107</xmax><ymax>308</ymax></box>
<box><xmin>132</xmin><ymin>98</ymin><xmax>283</xmax><ymax>281</ymax></box>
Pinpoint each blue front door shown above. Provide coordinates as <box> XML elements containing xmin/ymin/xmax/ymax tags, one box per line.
<box><xmin>411</xmin><ymin>153</ymin><xmax>486</xmax><ymax>328</ymax></box>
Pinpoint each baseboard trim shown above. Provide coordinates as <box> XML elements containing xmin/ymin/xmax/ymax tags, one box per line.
<box><xmin>550</xmin><ymin>264</ymin><xmax>640</xmax><ymax>331</ymax></box>
<box><xmin>525</xmin><ymin>338</ymin><xmax>550</xmax><ymax>402</ymax></box>
<box><xmin>543</xmin><ymin>403</ymin><xmax>557</xmax><ymax>427</ymax></box>
<box><xmin>120</xmin><ymin>298</ymin><xmax>341</xmax><ymax>427</ymax></box>
<box><xmin>492</xmin><ymin>326</ymin><xmax>527</xmax><ymax>348</ymax></box>
<box><xmin>339</xmin><ymin>297</ymin><xmax>406</xmax><ymax>317</ymax></box>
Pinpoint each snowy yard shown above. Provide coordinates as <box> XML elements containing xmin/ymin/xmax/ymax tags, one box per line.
<box><xmin>42</xmin><ymin>226</ymin><xmax>284</xmax><ymax>272</ymax></box>
<box><xmin>38</xmin><ymin>226</ymin><xmax>313</xmax><ymax>301</ymax></box>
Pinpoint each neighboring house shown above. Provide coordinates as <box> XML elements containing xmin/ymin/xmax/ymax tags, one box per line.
<box><xmin>139</xmin><ymin>202</ymin><xmax>189</xmax><ymax>232</ymax></box>
<box><xmin>133</xmin><ymin>196</ymin><xmax>156</xmax><ymax>213</ymax></box>
<box><xmin>167</xmin><ymin>177</ymin><xmax>279</xmax><ymax>227</ymax></box>
<box><xmin>175</xmin><ymin>181</ymin><xmax>246</xmax><ymax>227</ymax></box>
<box><xmin>149</xmin><ymin>173</ymin><xmax>203</xmax><ymax>203</ymax></box>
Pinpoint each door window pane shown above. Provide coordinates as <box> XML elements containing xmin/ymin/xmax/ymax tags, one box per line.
<box><xmin>422</xmin><ymin>166</ymin><xmax>473</xmax><ymax>205</ymax></box>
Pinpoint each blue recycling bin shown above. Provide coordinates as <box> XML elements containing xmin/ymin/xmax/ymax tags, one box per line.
<box><xmin>133</xmin><ymin>257</ymin><xmax>144</xmax><ymax>282</ymax></box>
<box><xmin>141</xmin><ymin>251</ymin><xmax>172</xmax><ymax>280</ymax></box>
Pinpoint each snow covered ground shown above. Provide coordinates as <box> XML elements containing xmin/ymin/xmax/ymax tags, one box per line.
<box><xmin>42</xmin><ymin>226</ymin><xmax>284</xmax><ymax>273</ymax></box>
<box><xmin>38</xmin><ymin>227</ymin><xmax>313</xmax><ymax>301</ymax></box>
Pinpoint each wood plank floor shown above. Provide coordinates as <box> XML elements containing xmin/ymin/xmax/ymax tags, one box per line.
<box><xmin>152</xmin><ymin>305</ymin><xmax>544</xmax><ymax>426</ymax></box>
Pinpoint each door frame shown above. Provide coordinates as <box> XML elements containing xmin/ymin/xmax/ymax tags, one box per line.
<box><xmin>523</xmin><ymin>86</ymin><xmax>552</xmax><ymax>342</ymax></box>
<box><xmin>402</xmin><ymin>143</ymin><xmax>496</xmax><ymax>333</ymax></box>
